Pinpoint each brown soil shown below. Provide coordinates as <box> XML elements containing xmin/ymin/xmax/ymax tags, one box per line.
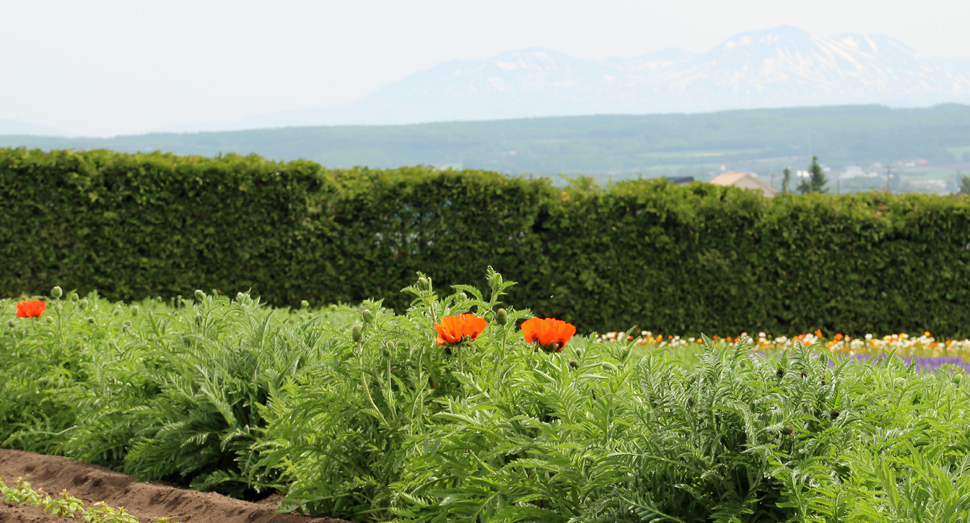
<box><xmin>0</xmin><ymin>448</ymin><xmax>352</xmax><ymax>523</ymax></box>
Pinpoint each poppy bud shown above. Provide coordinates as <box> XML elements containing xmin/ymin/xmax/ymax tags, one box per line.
<box><xmin>895</xmin><ymin>377</ymin><xmax>907</xmax><ymax>387</ymax></box>
<box><xmin>362</xmin><ymin>309</ymin><xmax>374</xmax><ymax>324</ymax></box>
<box><xmin>237</xmin><ymin>292</ymin><xmax>245</xmax><ymax>301</ymax></box>
<box><xmin>70</xmin><ymin>292</ymin><xmax>79</xmax><ymax>302</ymax></box>
<box><xmin>352</xmin><ymin>323</ymin><xmax>363</xmax><ymax>342</ymax></box>
<box><xmin>954</xmin><ymin>374</ymin><xmax>964</xmax><ymax>384</ymax></box>
<box><xmin>776</xmin><ymin>368</ymin><xmax>785</xmax><ymax>378</ymax></box>
<box><xmin>781</xmin><ymin>427</ymin><xmax>793</xmax><ymax>436</ymax></box>
<box><xmin>573</xmin><ymin>348</ymin><xmax>583</xmax><ymax>358</ymax></box>
<box><xmin>800</xmin><ymin>370</ymin><xmax>807</xmax><ymax>378</ymax></box>
<box><xmin>195</xmin><ymin>289</ymin><xmax>206</xmax><ymax>302</ymax></box>
<box><xmin>6</xmin><ymin>320</ymin><xmax>15</xmax><ymax>329</ymax></box>
<box><xmin>87</xmin><ymin>317</ymin><xmax>95</xmax><ymax>324</ymax></box>
<box><xmin>458</xmin><ymin>292</ymin><xmax>467</xmax><ymax>301</ymax></box>
<box><xmin>382</xmin><ymin>347</ymin><xmax>392</xmax><ymax>359</ymax></box>
<box><xmin>78</xmin><ymin>299</ymin><xmax>87</xmax><ymax>310</ymax></box>
<box><xmin>131</xmin><ymin>305</ymin><xmax>139</xmax><ymax>315</ymax></box>
<box><xmin>417</xmin><ymin>277</ymin><xmax>429</xmax><ymax>289</ymax></box>
<box><xmin>50</xmin><ymin>286</ymin><xmax>63</xmax><ymax>299</ymax></box>
<box><xmin>830</xmin><ymin>409</ymin><xmax>840</xmax><ymax>420</ymax></box>
<box><xmin>602</xmin><ymin>362</ymin><xmax>618</xmax><ymax>372</ymax></box>
<box><xmin>569</xmin><ymin>359</ymin><xmax>579</xmax><ymax>368</ymax></box>
<box><xmin>496</xmin><ymin>308</ymin><xmax>508</xmax><ymax>326</ymax></box>
<box><xmin>301</xmin><ymin>300</ymin><xmax>310</xmax><ymax>309</ymax></box>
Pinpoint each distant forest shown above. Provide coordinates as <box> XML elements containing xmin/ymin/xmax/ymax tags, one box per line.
<box><xmin>3</xmin><ymin>104</ymin><xmax>970</xmax><ymax>187</ymax></box>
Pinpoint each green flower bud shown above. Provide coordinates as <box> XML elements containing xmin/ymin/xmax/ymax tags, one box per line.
<box><xmin>237</xmin><ymin>292</ymin><xmax>245</xmax><ymax>301</ymax></box>
<box><xmin>352</xmin><ymin>323</ymin><xmax>363</xmax><ymax>343</ymax></box>
<box><xmin>362</xmin><ymin>309</ymin><xmax>374</xmax><ymax>324</ymax></box>
<box><xmin>78</xmin><ymin>299</ymin><xmax>88</xmax><ymax>310</ymax></box>
<box><xmin>50</xmin><ymin>286</ymin><xmax>63</xmax><ymax>299</ymax></box>
<box><xmin>830</xmin><ymin>409</ymin><xmax>841</xmax><ymax>420</ymax></box>
<box><xmin>131</xmin><ymin>305</ymin><xmax>140</xmax><ymax>315</ymax></box>
<box><xmin>87</xmin><ymin>317</ymin><xmax>95</xmax><ymax>324</ymax></box>
<box><xmin>602</xmin><ymin>362</ymin><xmax>618</xmax><ymax>372</ymax></box>
<box><xmin>6</xmin><ymin>320</ymin><xmax>15</xmax><ymax>329</ymax></box>
<box><xmin>569</xmin><ymin>359</ymin><xmax>579</xmax><ymax>368</ymax></box>
<box><xmin>194</xmin><ymin>289</ymin><xmax>206</xmax><ymax>302</ymax></box>
<box><xmin>70</xmin><ymin>292</ymin><xmax>79</xmax><ymax>302</ymax></box>
<box><xmin>573</xmin><ymin>348</ymin><xmax>583</xmax><ymax>359</ymax></box>
<box><xmin>417</xmin><ymin>277</ymin><xmax>429</xmax><ymax>289</ymax></box>
<box><xmin>895</xmin><ymin>377</ymin><xmax>907</xmax><ymax>387</ymax></box>
<box><xmin>458</xmin><ymin>292</ymin><xmax>467</xmax><ymax>301</ymax></box>
<box><xmin>301</xmin><ymin>300</ymin><xmax>310</xmax><ymax>309</ymax></box>
<box><xmin>496</xmin><ymin>308</ymin><xmax>508</xmax><ymax>326</ymax></box>
<box><xmin>953</xmin><ymin>373</ymin><xmax>964</xmax><ymax>385</ymax></box>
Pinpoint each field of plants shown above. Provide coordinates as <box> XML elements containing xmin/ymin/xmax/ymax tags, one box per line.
<box><xmin>4</xmin><ymin>270</ymin><xmax>970</xmax><ymax>522</ymax></box>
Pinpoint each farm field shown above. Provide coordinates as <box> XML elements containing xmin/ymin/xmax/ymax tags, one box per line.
<box><xmin>3</xmin><ymin>271</ymin><xmax>970</xmax><ymax>522</ymax></box>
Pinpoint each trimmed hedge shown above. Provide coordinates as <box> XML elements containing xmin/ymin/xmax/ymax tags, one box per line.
<box><xmin>2</xmin><ymin>148</ymin><xmax>970</xmax><ymax>336</ymax></box>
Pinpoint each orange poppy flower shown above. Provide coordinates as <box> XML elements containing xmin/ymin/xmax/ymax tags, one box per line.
<box><xmin>814</xmin><ymin>329</ymin><xmax>823</xmax><ymax>338</ymax></box>
<box><xmin>16</xmin><ymin>300</ymin><xmax>46</xmax><ymax>318</ymax></box>
<box><xmin>434</xmin><ymin>314</ymin><xmax>487</xmax><ymax>346</ymax></box>
<box><xmin>521</xmin><ymin>317</ymin><xmax>576</xmax><ymax>352</ymax></box>
<box><xmin>834</xmin><ymin>333</ymin><xmax>843</xmax><ymax>341</ymax></box>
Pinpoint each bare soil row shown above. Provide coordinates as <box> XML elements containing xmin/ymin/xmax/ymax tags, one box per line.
<box><xmin>0</xmin><ymin>448</ymin><xmax>350</xmax><ymax>523</ymax></box>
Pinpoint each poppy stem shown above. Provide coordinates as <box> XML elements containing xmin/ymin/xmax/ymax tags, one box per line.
<box><xmin>457</xmin><ymin>344</ymin><xmax>464</xmax><ymax>373</ymax></box>
<box><xmin>495</xmin><ymin>328</ymin><xmax>508</xmax><ymax>377</ymax></box>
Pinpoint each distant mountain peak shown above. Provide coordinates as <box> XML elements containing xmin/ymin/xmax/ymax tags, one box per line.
<box><xmin>170</xmin><ymin>26</ymin><xmax>970</xmax><ymax>132</ymax></box>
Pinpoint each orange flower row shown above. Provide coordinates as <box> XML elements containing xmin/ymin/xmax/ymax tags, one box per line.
<box><xmin>434</xmin><ymin>314</ymin><xmax>576</xmax><ymax>352</ymax></box>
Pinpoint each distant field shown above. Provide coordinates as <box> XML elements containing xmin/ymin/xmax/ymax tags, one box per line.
<box><xmin>3</xmin><ymin>103</ymin><xmax>970</xmax><ymax>190</ymax></box>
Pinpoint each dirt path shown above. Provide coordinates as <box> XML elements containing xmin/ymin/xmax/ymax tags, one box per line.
<box><xmin>0</xmin><ymin>448</ymin><xmax>351</xmax><ymax>523</ymax></box>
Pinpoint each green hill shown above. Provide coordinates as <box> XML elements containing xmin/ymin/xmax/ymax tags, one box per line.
<box><xmin>4</xmin><ymin>104</ymin><xmax>970</xmax><ymax>190</ymax></box>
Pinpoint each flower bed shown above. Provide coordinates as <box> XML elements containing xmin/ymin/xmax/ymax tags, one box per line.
<box><xmin>4</xmin><ymin>271</ymin><xmax>970</xmax><ymax>522</ymax></box>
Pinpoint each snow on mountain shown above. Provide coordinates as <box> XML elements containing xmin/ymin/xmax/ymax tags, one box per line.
<box><xmin>222</xmin><ymin>25</ymin><xmax>970</xmax><ymax>129</ymax></box>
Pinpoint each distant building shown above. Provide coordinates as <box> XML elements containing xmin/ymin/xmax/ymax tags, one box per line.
<box><xmin>709</xmin><ymin>172</ymin><xmax>777</xmax><ymax>197</ymax></box>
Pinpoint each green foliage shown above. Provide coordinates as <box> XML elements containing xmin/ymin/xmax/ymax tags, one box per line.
<box><xmin>797</xmin><ymin>156</ymin><xmax>829</xmax><ymax>194</ymax></box>
<box><xmin>959</xmin><ymin>174</ymin><xmax>970</xmax><ymax>195</ymax></box>
<box><xmin>5</xmin><ymin>274</ymin><xmax>970</xmax><ymax>522</ymax></box>
<box><xmin>0</xmin><ymin>477</ymin><xmax>144</xmax><ymax>522</ymax></box>
<box><xmin>3</xmin><ymin>148</ymin><xmax>970</xmax><ymax>340</ymax></box>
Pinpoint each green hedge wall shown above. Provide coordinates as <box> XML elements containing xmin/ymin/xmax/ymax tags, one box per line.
<box><xmin>3</xmin><ymin>148</ymin><xmax>970</xmax><ymax>336</ymax></box>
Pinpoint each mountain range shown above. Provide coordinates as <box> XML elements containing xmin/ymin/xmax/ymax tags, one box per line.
<box><xmin>191</xmin><ymin>24</ymin><xmax>970</xmax><ymax>132</ymax></box>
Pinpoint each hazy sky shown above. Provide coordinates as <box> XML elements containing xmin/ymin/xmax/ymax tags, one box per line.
<box><xmin>4</xmin><ymin>0</ymin><xmax>970</xmax><ymax>137</ymax></box>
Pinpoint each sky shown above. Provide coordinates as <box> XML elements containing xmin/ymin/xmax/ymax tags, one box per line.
<box><xmin>3</xmin><ymin>0</ymin><xmax>970</xmax><ymax>137</ymax></box>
